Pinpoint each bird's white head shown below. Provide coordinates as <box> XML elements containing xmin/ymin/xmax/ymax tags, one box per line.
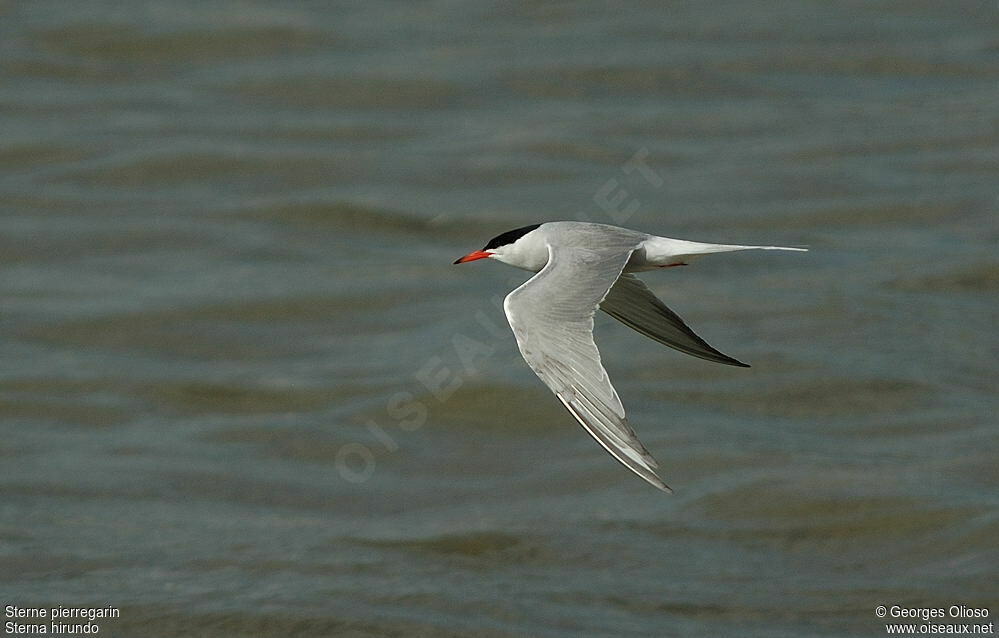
<box><xmin>453</xmin><ymin>223</ymin><xmax>548</xmax><ymax>272</ymax></box>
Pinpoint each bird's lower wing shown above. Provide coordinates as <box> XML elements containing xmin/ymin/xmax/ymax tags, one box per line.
<box><xmin>504</xmin><ymin>242</ymin><xmax>671</xmax><ymax>492</ymax></box>
<box><xmin>553</xmin><ymin>382</ymin><xmax>672</xmax><ymax>493</ymax></box>
<box><xmin>600</xmin><ymin>274</ymin><xmax>749</xmax><ymax>367</ymax></box>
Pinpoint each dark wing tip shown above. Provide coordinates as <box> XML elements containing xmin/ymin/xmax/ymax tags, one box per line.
<box><xmin>689</xmin><ymin>349</ymin><xmax>750</xmax><ymax>368</ymax></box>
<box><xmin>698</xmin><ymin>346</ymin><xmax>751</xmax><ymax>368</ymax></box>
<box><xmin>656</xmin><ymin>480</ymin><xmax>674</xmax><ymax>494</ymax></box>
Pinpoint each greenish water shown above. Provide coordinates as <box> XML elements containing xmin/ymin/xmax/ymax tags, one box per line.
<box><xmin>1</xmin><ymin>2</ymin><xmax>997</xmax><ymax>636</ymax></box>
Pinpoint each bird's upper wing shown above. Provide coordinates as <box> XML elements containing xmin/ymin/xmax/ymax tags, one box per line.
<box><xmin>600</xmin><ymin>274</ymin><xmax>749</xmax><ymax>367</ymax></box>
<box><xmin>503</xmin><ymin>242</ymin><xmax>671</xmax><ymax>492</ymax></box>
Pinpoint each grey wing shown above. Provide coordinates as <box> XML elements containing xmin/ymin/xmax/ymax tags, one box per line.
<box><xmin>504</xmin><ymin>243</ymin><xmax>672</xmax><ymax>493</ymax></box>
<box><xmin>600</xmin><ymin>274</ymin><xmax>749</xmax><ymax>368</ymax></box>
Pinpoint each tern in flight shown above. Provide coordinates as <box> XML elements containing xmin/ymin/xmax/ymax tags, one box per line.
<box><xmin>454</xmin><ymin>221</ymin><xmax>805</xmax><ymax>492</ymax></box>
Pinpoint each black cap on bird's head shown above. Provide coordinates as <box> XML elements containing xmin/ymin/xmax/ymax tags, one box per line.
<box><xmin>453</xmin><ymin>223</ymin><xmax>541</xmax><ymax>264</ymax></box>
<box><xmin>483</xmin><ymin>224</ymin><xmax>542</xmax><ymax>250</ymax></box>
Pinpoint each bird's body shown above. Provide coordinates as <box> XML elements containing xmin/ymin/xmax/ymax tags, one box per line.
<box><xmin>454</xmin><ymin>221</ymin><xmax>805</xmax><ymax>492</ymax></box>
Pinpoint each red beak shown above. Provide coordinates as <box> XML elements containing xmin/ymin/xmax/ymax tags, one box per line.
<box><xmin>453</xmin><ymin>250</ymin><xmax>491</xmax><ymax>264</ymax></box>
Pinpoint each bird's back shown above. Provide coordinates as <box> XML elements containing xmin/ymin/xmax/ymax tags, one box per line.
<box><xmin>539</xmin><ymin>221</ymin><xmax>649</xmax><ymax>251</ymax></box>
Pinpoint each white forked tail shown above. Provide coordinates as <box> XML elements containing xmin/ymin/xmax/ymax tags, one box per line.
<box><xmin>638</xmin><ymin>236</ymin><xmax>807</xmax><ymax>268</ymax></box>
